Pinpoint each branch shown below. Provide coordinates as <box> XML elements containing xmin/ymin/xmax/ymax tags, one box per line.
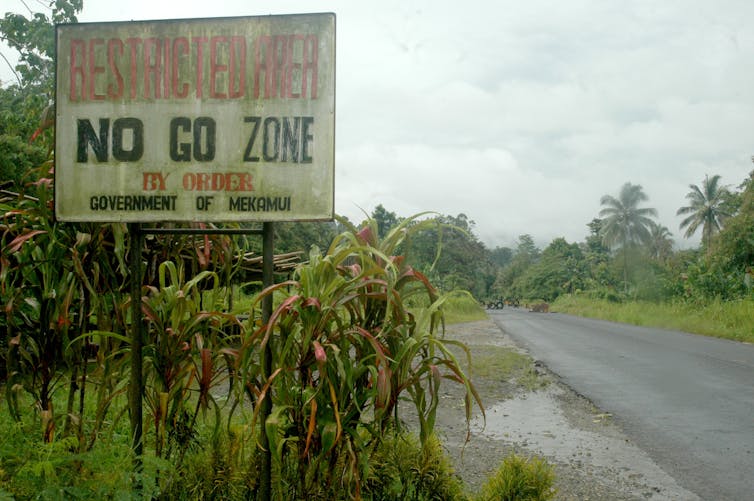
<box><xmin>0</xmin><ymin>50</ymin><xmax>22</xmax><ymax>86</ymax></box>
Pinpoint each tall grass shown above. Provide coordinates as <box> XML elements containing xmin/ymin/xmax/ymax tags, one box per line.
<box><xmin>407</xmin><ymin>290</ymin><xmax>488</xmax><ymax>325</ymax></box>
<box><xmin>553</xmin><ymin>294</ymin><xmax>754</xmax><ymax>343</ymax></box>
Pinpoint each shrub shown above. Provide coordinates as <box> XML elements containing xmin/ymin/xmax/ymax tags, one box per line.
<box><xmin>363</xmin><ymin>432</ymin><xmax>465</xmax><ymax>501</ymax></box>
<box><xmin>476</xmin><ymin>453</ymin><xmax>555</xmax><ymax>501</ymax></box>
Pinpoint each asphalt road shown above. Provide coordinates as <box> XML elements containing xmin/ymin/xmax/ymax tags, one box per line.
<box><xmin>489</xmin><ymin>308</ymin><xmax>754</xmax><ymax>501</ymax></box>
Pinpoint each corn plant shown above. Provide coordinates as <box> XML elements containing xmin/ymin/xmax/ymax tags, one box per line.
<box><xmin>1</xmin><ymin>161</ymin><xmax>80</xmax><ymax>441</ymax></box>
<box><xmin>140</xmin><ymin>260</ymin><xmax>238</xmax><ymax>461</ymax></box>
<box><xmin>235</xmin><ymin>215</ymin><xmax>483</xmax><ymax>499</ymax></box>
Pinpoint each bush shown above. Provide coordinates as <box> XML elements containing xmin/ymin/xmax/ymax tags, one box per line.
<box><xmin>476</xmin><ymin>453</ymin><xmax>555</xmax><ymax>501</ymax></box>
<box><xmin>364</xmin><ymin>432</ymin><xmax>465</xmax><ymax>501</ymax></box>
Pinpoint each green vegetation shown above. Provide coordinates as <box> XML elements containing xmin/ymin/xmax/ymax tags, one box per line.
<box><xmin>467</xmin><ymin>345</ymin><xmax>548</xmax><ymax>392</ymax></box>
<box><xmin>553</xmin><ymin>294</ymin><xmax>754</xmax><ymax>343</ymax></box>
<box><xmin>2</xmin><ymin>1</ymin><xmax>753</xmax><ymax>498</ymax></box>
<box><xmin>475</xmin><ymin>453</ymin><xmax>556</xmax><ymax>501</ymax></box>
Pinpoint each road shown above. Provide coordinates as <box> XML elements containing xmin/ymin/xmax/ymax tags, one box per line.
<box><xmin>489</xmin><ymin>308</ymin><xmax>754</xmax><ymax>501</ymax></box>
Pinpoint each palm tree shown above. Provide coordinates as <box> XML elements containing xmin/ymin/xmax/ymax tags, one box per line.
<box><xmin>647</xmin><ymin>221</ymin><xmax>673</xmax><ymax>261</ymax></box>
<box><xmin>676</xmin><ymin>174</ymin><xmax>732</xmax><ymax>254</ymax></box>
<box><xmin>599</xmin><ymin>182</ymin><xmax>658</xmax><ymax>292</ymax></box>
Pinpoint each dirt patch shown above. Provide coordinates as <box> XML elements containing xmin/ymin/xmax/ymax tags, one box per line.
<box><xmin>431</xmin><ymin>318</ymin><xmax>699</xmax><ymax>500</ymax></box>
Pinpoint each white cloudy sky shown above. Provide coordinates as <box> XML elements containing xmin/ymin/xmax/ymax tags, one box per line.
<box><xmin>3</xmin><ymin>0</ymin><xmax>754</xmax><ymax>249</ymax></box>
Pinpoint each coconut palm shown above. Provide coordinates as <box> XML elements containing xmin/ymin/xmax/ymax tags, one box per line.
<box><xmin>599</xmin><ymin>182</ymin><xmax>658</xmax><ymax>292</ymax></box>
<box><xmin>676</xmin><ymin>174</ymin><xmax>732</xmax><ymax>254</ymax></box>
<box><xmin>647</xmin><ymin>221</ymin><xmax>673</xmax><ymax>261</ymax></box>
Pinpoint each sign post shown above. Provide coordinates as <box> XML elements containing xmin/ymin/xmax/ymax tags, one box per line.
<box><xmin>55</xmin><ymin>13</ymin><xmax>335</xmax><ymax>497</ymax></box>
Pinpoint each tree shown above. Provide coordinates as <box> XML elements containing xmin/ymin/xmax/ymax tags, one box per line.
<box><xmin>1</xmin><ymin>1</ymin><xmax>82</xmax><ymax>187</ymax></box>
<box><xmin>1</xmin><ymin>0</ymin><xmax>82</xmax><ymax>93</ymax></box>
<box><xmin>647</xmin><ymin>221</ymin><xmax>673</xmax><ymax>262</ymax></box>
<box><xmin>371</xmin><ymin>204</ymin><xmax>399</xmax><ymax>238</ymax></box>
<box><xmin>493</xmin><ymin>235</ymin><xmax>540</xmax><ymax>299</ymax></box>
<box><xmin>710</xmin><ymin>170</ymin><xmax>754</xmax><ymax>296</ymax></box>
<box><xmin>676</xmin><ymin>174</ymin><xmax>733</xmax><ymax>255</ymax></box>
<box><xmin>513</xmin><ymin>237</ymin><xmax>586</xmax><ymax>301</ymax></box>
<box><xmin>599</xmin><ymin>182</ymin><xmax>658</xmax><ymax>293</ymax></box>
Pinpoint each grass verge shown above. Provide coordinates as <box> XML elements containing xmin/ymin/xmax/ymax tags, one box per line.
<box><xmin>552</xmin><ymin>294</ymin><xmax>754</xmax><ymax>343</ymax></box>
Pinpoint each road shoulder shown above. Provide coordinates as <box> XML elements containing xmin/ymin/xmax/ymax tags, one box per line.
<box><xmin>436</xmin><ymin>318</ymin><xmax>699</xmax><ymax>500</ymax></box>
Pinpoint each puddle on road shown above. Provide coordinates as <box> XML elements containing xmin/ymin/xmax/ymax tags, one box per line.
<box><xmin>471</xmin><ymin>386</ymin><xmax>700</xmax><ymax>500</ymax></box>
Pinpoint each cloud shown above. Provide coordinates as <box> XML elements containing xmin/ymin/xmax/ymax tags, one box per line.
<box><xmin>4</xmin><ymin>0</ymin><xmax>753</xmax><ymax>251</ymax></box>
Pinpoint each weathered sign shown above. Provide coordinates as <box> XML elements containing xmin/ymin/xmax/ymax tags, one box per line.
<box><xmin>55</xmin><ymin>13</ymin><xmax>335</xmax><ymax>222</ymax></box>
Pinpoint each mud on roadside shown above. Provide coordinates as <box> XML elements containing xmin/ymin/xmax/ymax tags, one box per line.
<box><xmin>431</xmin><ymin>318</ymin><xmax>699</xmax><ymax>501</ymax></box>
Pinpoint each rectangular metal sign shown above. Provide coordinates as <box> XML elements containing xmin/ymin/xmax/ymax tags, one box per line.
<box><xmin>55</xmin><ymin>13</ymin><xmax>335</xmax><ymax>222</ymax></box>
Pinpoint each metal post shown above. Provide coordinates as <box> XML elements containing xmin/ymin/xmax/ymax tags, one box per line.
<box><xmin>259</xmin><ymin>222</ymin><xmax>274</xmax><ymax>500</ymax></box>
<box><xmin>128</xmin><ymin>223</ymin><xmax>144</xmax><ymax>476</ymax></box>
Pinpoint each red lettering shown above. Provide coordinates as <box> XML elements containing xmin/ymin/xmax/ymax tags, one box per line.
<box><xmin>284</xmin><ymin>35</ymin><xmax>303</xmax><ymax>98</ymax></box>
<box><xmin>88</xmin><ymin>38</ymin><xmax>105</xmax><ymax>101</ymax></box>
<box><xmin>254</xmin><ymin>34</ymin><xmax>318</xmax><ymax>99</ymax></box>
<box><xmin>125</xmin><ymin>38</ymin><xmax>142</xmax><ymax>99</ymax></box>
<box><xmin>69</xmin><ymin>39</ymin><xmax>86</xmax><ymax>101</ymax></box>
<box><xmin>143</xmin><ymin>172</ymin><xmax>168</xmax><ymax>191</ymax></box>
<box><xmin>192</xmin><ymin>37</ymin><xmax>208</xmax><ymax>98</ymax></box>
<box><xmin>107</xmin><ymin>38</ymin><xmax>124</xmax><ymax>98</ymax></box>
<box><xmin>183</xmin><ymin>173</ymin><xmax>196</xmax><ymax>190</ymax></box>
<box><xmin>229</xmin><ymin>36</ymin><xmax>246</xmax><ymax>98</ymax></box>
<box><xmin>182</xmin><ymin>172</ymin><xmax>254</xmax><ymax>191</ymax></box>
<box><xmin>143</xmin><ymin>38</ymin><xmax>161</xmax><ymax>98</ymax></box>
<box><xmin>302</xmin><ymin>35</ymin><xmax>318</xmax><ymax>99</ymax></box>
<box><xmin>172</xmin><ymin>37</ymin><xmax>189</xmax><ymax>98</ymax></box>
<box><xmin>162</xmin><ymin>38</ymin><xmax>170</xmax><ymax>98</ymax></box>
<box><xmin>210</xmin><ymin>36</ymin><xmax>228</xmax><ymax>98</ymax></box>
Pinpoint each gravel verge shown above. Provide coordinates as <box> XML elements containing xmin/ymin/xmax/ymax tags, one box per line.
<box><xmin>432</xmin><ymin>318</ymin><xmax>700</xmax><ymax>500</ymax></box>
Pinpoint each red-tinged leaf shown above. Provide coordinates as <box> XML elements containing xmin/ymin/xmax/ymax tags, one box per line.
<box><xmin>29</xmin><ymin>127</ymin><xmax>43</xmax><ymax>142</ymax></box>
<box><xmin>199</xmin><ymin>348</ymin><xmax>213</xmax><ymax>405</ymax></box>
<box><xmin>33</xmin><ymin>178</ymin><xmax>53</xmax><ymax>188</ymax></box>
<box><xmin>303</xmin><ymin>297</ymin><xmax>321</xmax><ymax>309</ymax></box>
<box><xmin>7</xmin><ymin>230</ymin><xmax>46</xmax><ymax>253</ymax></box>
<box><xmin>353</xmin><ymin>326</ymin><xmax>389</xmax><ymax>362</ymax></box>
<box><xmin>356</xmin><ymin>225</ymin><xmax>375</xmax><ymax>245</ymax></box>
<box><xmin>328</xmin><ymin>381</ymin><xmax>342</xmax><ymax>446</ymax></box>
<box><xmin>340</xmin><ymin>263</ymin><xmax>362</xmax><ymax>277</ymax></box>
<box><xmin>376</xmin><ymin>366</ymin><xmax>392</xmax><ymax>409</ymax></box>
<box><xmin>303</xmin><ymin>399</ymin><xmax>318</xmax><ymax>457</ymax></box>
<box><xmin>390</xmin><ymin>255</ymin><xmax>405</xmax><ymax>267</ymax></box>
<box><xmin>263</xmin><ymin>295</ymin><xmax>301</xmax><ymax>344</ymax></box>
<box><xmin>430</xmin><ymin>364</ymin><xmax>442</xmax><ymax>388</ymax></box>
<box><xmin>249</xmin><ymin>367</ymin><xmax>283</xmax><ymax>431</ymax></box>
<box><xmin>312</xmin><ymin>340</ymin><xmax>327</xmax><ymax>365</ymax></box>
<box><xmin>219</xmin><ymin>347</ymin><xmax>239</xmax><ymax>360</ymax></box>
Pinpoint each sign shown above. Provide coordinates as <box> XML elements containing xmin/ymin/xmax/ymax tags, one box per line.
<box><xmin>55</xmin><ymin>13</ymin><xmax>335</xmax><ymax>222</ymax></box>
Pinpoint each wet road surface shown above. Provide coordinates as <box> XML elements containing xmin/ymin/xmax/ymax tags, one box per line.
<box><xmin>490</xmin><ymin>308</ymin><xmax>754</xmax><ymax>501</ymax></box>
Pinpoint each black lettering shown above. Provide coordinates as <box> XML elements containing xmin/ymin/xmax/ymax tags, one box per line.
<box><xmin>262</xmin><ymin>117</ymin><xmax>280</xmax><ymax>161</ymax></box>
<box><xmin>193</xmin><ymin>117</ymin><xmax>216</xmax><ymax>161</ymax></box>
<box><xmin>228</xmin><ymin>195</ymin><xmax>291</xmax><ymax>212</ymax></box>
<box><xmin>301</xmin><ymin>116</ymin><xmax>314</xmax><ymax>163</ymax></box>
<box><xmin>281</xmin><ymin>117</ymin><xmax>300</xmax><ymax>162</ymax></box>
<box><xmin>111</xmin><ymin>118</ymin><xmax>144</xmax><ymax>161</ymax></box>
<box><xmin>77</xmin><ymin>118</ymin><xmax>109</xmax><ymax>162</ymax></box>
<box><xmin>170</xmin><ymin>117</ymin><xmax>192</xmax><ymax>161</ymax></box>
<box><xmin>243</xmin><ymin>116</ymin><xmax>261</xmax><ymax>162</ymax></box>
<box><xmin>88</xmin><ymin>194</ymin><xmax>177</xmax><ymax>211</ymax></box>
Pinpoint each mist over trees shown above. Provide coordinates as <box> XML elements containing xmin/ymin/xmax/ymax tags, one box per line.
<box><xmin>352</xmin><ymin>172</ymin><xmax>754</xmax><ymax>306</ymax></box>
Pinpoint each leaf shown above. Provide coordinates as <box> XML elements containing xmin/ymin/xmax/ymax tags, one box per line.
<box><xmin>7</xmin><ymin>229</ymin><xmax>46</xmax><ymax>253</ymax></box>
<box><xmin>303</xmin><ymin>399</ymin><xmax>318</xmax><ymax>456</ymax></box>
